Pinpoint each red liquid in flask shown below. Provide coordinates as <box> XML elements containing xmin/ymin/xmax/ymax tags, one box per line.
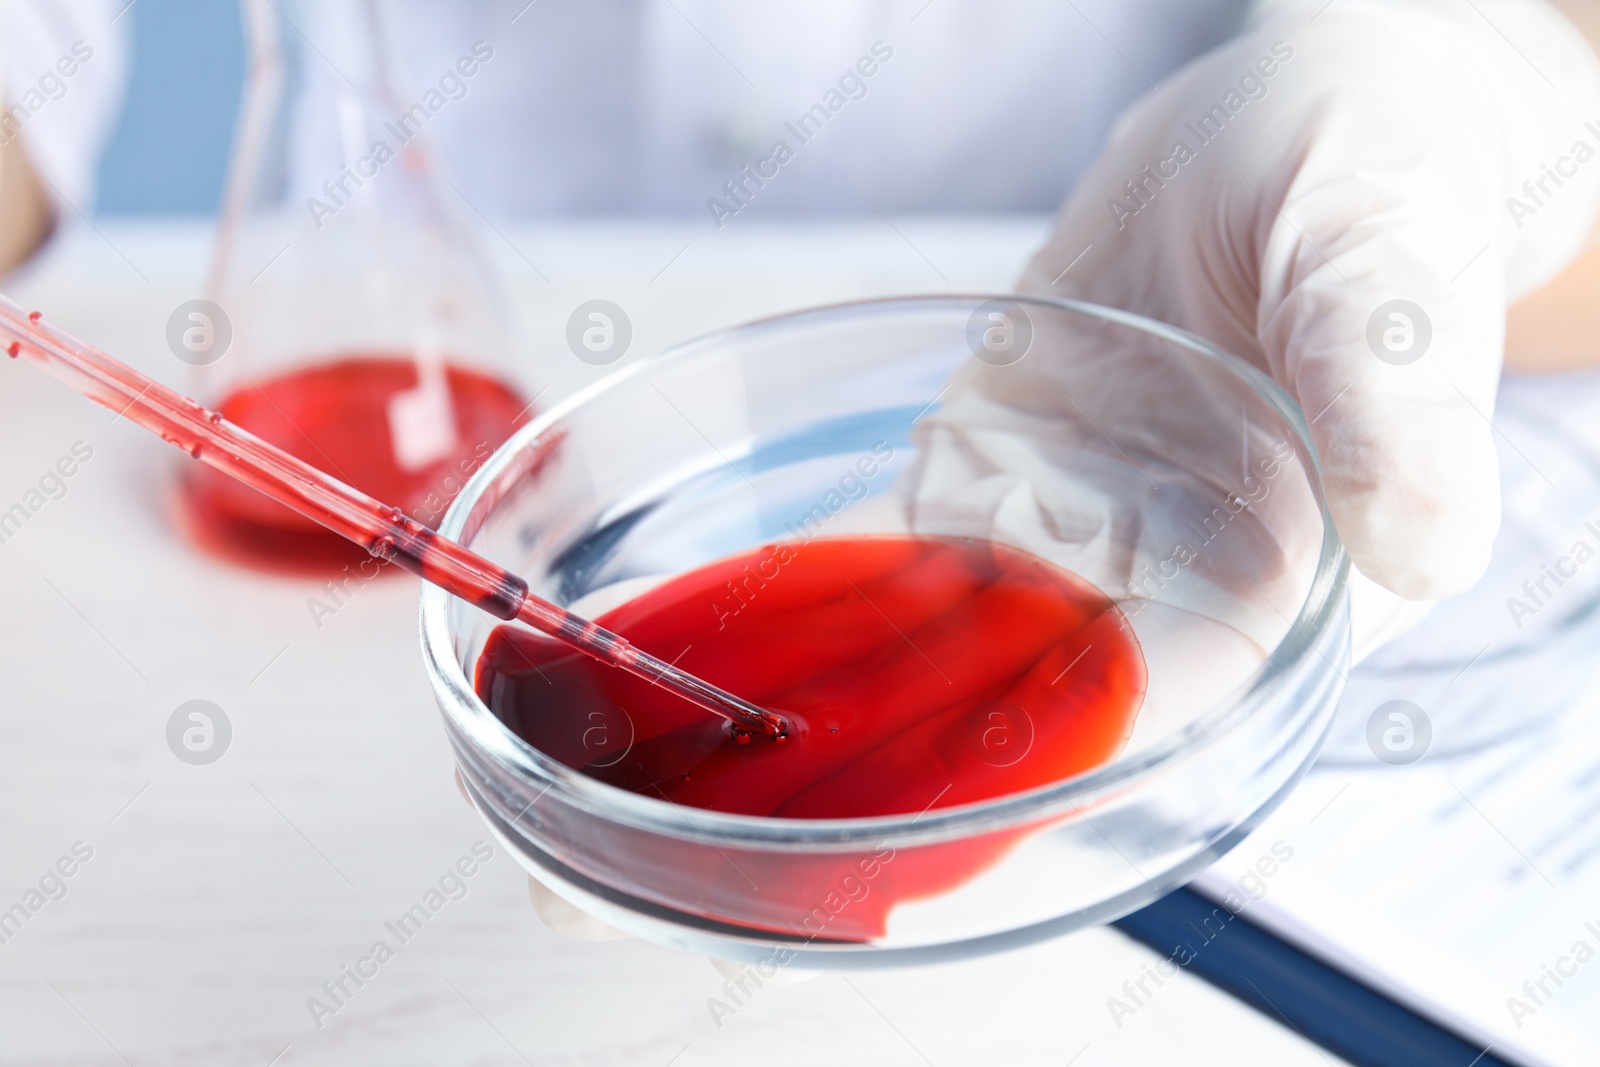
<box><xmin>475</xmin><ymin>536</ymin><xmax>1146</xmax><ymax>940</ymax></box>
<box><xmin>183</xmin><ymin>357</ymin><xmax>527</xmax><ymax>573</ymax></box>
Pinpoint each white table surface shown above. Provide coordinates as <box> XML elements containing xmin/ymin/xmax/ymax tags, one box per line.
<box><xmin>0</xmin><ymin>218</ymin><xmax>1348</xmax><ymax>1066</ymax></box>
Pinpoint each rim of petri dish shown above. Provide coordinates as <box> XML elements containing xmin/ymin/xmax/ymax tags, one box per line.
<box><xmin>420</xmin><ymin>294</ymin><xmax>1351</xmax><ymax>850</ymax></box>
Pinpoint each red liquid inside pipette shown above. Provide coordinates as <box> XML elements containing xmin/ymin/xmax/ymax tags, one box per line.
<box><xmin>475</xmin><ymin>536</ymin><xmax>1145</xmax><ymax>937</ymax></box>
<box><xmin>2</xmin><ymin>299</ymin><xmax>783</xmax><ymax>735</ymax></box>
<box><xmin>183</xmin><ymin>357</ymin><xmax>527</xmax><ymax>573</ymax></box>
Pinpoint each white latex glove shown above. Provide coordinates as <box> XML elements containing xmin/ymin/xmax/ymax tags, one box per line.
<box><xmin>1009</xmin><ymin>0</ymin><xmax>1600</xmax><ymax>647</ymax></box>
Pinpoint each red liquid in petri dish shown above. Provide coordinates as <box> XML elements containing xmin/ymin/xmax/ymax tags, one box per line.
<box><xmin>183</xmin><ymin>356</ymin><xmax>527</xmax><ymax>573</ymax></box>
<box><xmin>475</xmin><ymin>536</ymin><xmax>1146</xmax><ymax>940</ymax></box>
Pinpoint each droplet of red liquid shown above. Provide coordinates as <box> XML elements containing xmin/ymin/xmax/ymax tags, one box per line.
<box><xmin>5</xmin><ymin>342</ymin><xmax>18</xmax><ymax>358</ymax></box>
<box><xmin>475</xmin><ymin>535</ymin><xmax>1146</xmax><ymax>939</ymax></box>
<box><xmin>181</xmin><ymin>356</ymin><xmax>527</xmax><ymax>573</ymax></box>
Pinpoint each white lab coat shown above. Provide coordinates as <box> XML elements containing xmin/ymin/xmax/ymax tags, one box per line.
<box><xmin>7</xmin><ymin>0</ymin><xmax>1249</xmax><ymax>217</ymax></box>
<box><xmin>387</xmin><ymin>0</ymin><xmax>1250</xmax><ymax>215</ymax></box>
<box><xmin>3</xmin><ymin>0</ymin><xmax>128</xmax><ymax>211</ymax></box>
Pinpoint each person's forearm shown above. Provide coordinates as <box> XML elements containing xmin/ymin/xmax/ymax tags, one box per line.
<box><xmin>0</xmin><ymin>130</ymin><xmax>53</xmax><ymax>275</ymax></box>
<box><xmin>1505</xmin><ymin>1</ymin><xmax>1600</xmax><ymax>371</ymax></box>
<box><xmin>1505</xmin><ymin>244</ymin><xmax>1600</xmax><ymax>371</ymax></box>
<box><xmin>1548</xmin><ymin>0</ymin><xmax>1600</xmax><ymax>50</ymax></box>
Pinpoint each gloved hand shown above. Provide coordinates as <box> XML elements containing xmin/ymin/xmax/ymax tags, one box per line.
<box><xmin>1007</xmin><ymin>0</ymin><xmax>1600</xmax><ymax>648</ymax></box>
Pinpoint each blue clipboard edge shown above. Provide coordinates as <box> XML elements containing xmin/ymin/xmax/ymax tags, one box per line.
<box><xmin>1111</xmin><ymin>887</ymin><xmax>1517</xmax><ymax>1067</ymax></box>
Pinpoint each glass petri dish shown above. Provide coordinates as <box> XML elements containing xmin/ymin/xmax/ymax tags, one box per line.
<box><xmin>420</xmin><ymin>295</ymin><xmax>1351</xmax><ymax>967</ymax></box>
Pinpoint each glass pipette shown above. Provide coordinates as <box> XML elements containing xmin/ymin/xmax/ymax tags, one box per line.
<box><xmin>0</xmin><ymin>294</ymin><xmax>789</xmax><ymax>740</ymax></box>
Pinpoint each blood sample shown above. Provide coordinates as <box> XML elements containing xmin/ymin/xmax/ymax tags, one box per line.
<box><xmin>182</xmin><ymin>356</ymin><xmax>527</xmax><ymax>572</ymax></box>
<box><xmin>476</xmin><ymin>536</ymin><xmax>1145</xmax><ymax>938</ymax></box>
<box><xmin>476</xmin><ymin>536</ymin><xmax>1146</xmax><ymax>818</ymax></box>
<box><xmin>194</xmin><ymin>0</ymin><xmax>528</xmax><ymax>572</ymax></box>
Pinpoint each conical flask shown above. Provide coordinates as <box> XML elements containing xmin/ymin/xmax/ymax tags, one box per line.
<box><xmin>182</xmin><ymin>0</ymin><xmax>531</xmax><ymax>573</ymax></box>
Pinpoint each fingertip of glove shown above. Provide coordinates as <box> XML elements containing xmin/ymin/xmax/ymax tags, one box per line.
<box><xmin>527</xmin><ymin>875</ymin><xmax>632</xmax><ymax>941</ymax></box>
<box><xmin>1337</xmin><ymin>490</ymin><xmax>1497</xmax><ymax>601</ymax></box>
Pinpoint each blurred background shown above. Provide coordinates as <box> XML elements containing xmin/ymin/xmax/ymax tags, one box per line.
<box><xmin>96</xmin><ymin>0</ymin><xmax>242</xmax><ymax>215</ymax></box>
